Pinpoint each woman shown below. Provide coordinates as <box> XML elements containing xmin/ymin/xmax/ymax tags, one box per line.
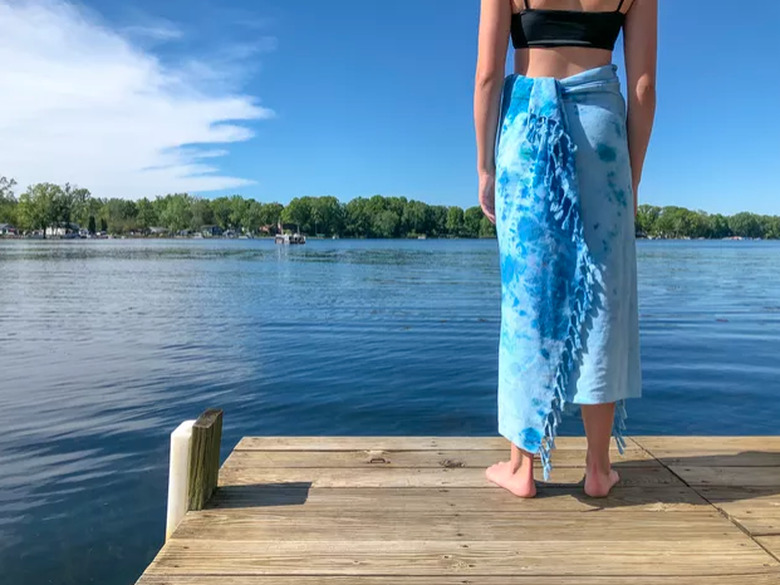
<box><xmin>474</xmin><ymin>0</ymin><xmax>656</xmax><ymax>498</ymax></box>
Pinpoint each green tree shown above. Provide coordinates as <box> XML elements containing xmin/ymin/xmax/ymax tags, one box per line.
<box><xmin>0</xmin><ymin>176</ymin><xmax>18</xmax><ymax>224</ymax></box>
<box><xmin>384</xmin><ymin>196</ymin><xmax>408</xmax><ymax>221</ymax></box>
<box><xmin>88</xmin><ymin>216</ymin><xmax>96</xmax><ymax>234</ymax></box>
<box><xmin>655</xmin><ymin>206</ymin><xmax>701</xmax><ymax>238</ymax></box>
<box><xmin>62</xmin><ymin>184</ymin><xmax>91</xmax><ymax>227</ymax></box>
<box><xmin>729</xmin><ymin>212</ymin><xmax>763</xmax><ymax>238</ymax></box>
<box><xmin>190</xmin><ymin>197</ymin><xmax>215</xmax><ymax>231</ymax></box>
<box><xmin>102</xmin><ymin>198</ymin><xmax>138</xmax><ymax>234</ymax></box>
<box><xmin>17</xmin><ymin>183</ymin><xmax>63</xmax><ymax>237</ymax></box>
<box><xmin>211</xmin><ymin>197</ymin><xmax>233</xmax><ymax>230</ymax></box>
<box><xmin>311</xmin><ymin>196</ymin><xmax>344</xmax><ymax>236</ymax></box>
<box><xmin>478</xmin><ymin>216</ymin><xmax>496</xmax><ymax>238</ymax></box>
<box><xmin>366</xmin><ymin>195</ymin><xmax>395</xmax><ymax>237</ymax></box>
<box><xmin>228</xmin><ymin>195</ymin><xmax>250</xmax><ymax>232</ymax></box>
<box><xmin>758</xmin><ymin>215</ymin><xmax>780</xmax><ymax>239</ymax></box>
<box><xmin>344</xmin><ymin>197</ymin><xmax>371</xmax><ymax>237</ymax></box>
<box><xmin>707</xmin><ymin>213</ymin><xmax>731</xmax><ymax>239</ymax></box>
<box><xmin>429</xmin><ymin>205</ymin><xmax>449</xmax><ymax>237</ymax></box>
<box><xmin>463</xmin><ymin>206</ymin><xmax>484</xmax><ymax>238</ymax></box>
<box><xmin>78</xmin><ymin>197</ymin><xmax>103</xmax><ymax>230</ymax></box>
<box><xmin>259</xmin><ymin>202</ymin><xmax>284</xmax><ymax>232</ymax></box>
<box><xmin>401</xmin><ymin>200</ymin><xmax>430</xmax><ymax>236</ymax></box>
<box><xmin>136</xmin><ymin>198</ymin><xmax>159</xmax><ymax>230</ymax></box>
<box><xmin>374</xmin><ymin>209</ymin><xmax>400</xmax><ymax>238</ymax></box>
<box><xmin>635</xmin><ymin>204</ymin><xmax>661</xmax><ymax>236</ymax></box>
<box><xmin>445</xmin><ymin>206</ymin><xmax>465</xmax><ymax>237</ymax></box>
<box><xmin>365</xmin><ymin>195</ymin><xmax>389</xmax><ymax>235</ymax></box>
<box><xmin>283</xmin><ymin>197</ymin><xmax>313</xmax><ymax>233</ymax></box>
<box><xmin>159</xmin><ymin>194</ymin><xmax>193</xmax><ymax>233</ymax></box>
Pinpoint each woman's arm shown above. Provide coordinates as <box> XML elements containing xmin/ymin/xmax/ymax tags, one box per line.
<box><xmin>623</xmin><ymin>0</ymin><xmax>658</xmax><ymax>215</ymax></box>
<box><xmin>474</xmin><ymin>0</ymin><xmax>511</xmax><ymax>223</ymax></box>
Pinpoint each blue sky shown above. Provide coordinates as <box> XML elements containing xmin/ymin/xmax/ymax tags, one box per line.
<box><xmin>2</xmin><ymin>1</ymin><xmax>779</xmax><ymax>214</ymax></box>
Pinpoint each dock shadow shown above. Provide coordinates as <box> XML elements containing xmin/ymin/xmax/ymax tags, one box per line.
<box><xmin>560</xmin><ymin>451</ymin><xmax>780</xmax><ymax>509</ymax></box>
<box><xmin>206</xmin><ymin>482</ymin><xmax>312</xmax><ymax>509</ymax></box>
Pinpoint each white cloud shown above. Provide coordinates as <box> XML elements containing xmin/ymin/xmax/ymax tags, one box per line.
<box><xmin>0</xmin><ymin>0</ymin><xmax>273</xmax><ymax>200</ymax></box>
<box><xmin>122</xmin><ymin>23</ymin><xmax>185</xmax><ymax>43</ymax></box>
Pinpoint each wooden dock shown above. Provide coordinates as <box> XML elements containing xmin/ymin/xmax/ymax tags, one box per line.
<box><xmin>137</xmin><ymin>435</ymin><xmax>780</xmax><ymax>584</ymax></box>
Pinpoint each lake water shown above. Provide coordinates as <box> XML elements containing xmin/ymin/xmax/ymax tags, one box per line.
<box><xmin>1</xmin><ymin>238</ymin><xmax>779</xmax><ymax>584</ymax></box>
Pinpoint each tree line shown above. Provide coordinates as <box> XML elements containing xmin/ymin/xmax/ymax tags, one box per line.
<box><xmin>636</xmin><ymin>204</ymin><xmax>780</xmax><ymax>239</ymax></box>
<box><xmin>0</xmin><ymin>177</ymin><xmax>496</xmax><ymax>239</ymax></box>
<box><xmin>2</xmin><ymin>176</ymin><xmax>779</xmax><ymax>239</ymax></box>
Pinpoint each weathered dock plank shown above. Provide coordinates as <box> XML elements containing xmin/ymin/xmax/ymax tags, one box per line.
<box><xmin>173</xmin><ymin>509</ymin><xmax>734</xmax><ymax>541</ymax></box>
<box><xmin>757</xmin><ymin>536</ymin><xmax>780</xmax><ymax>561</ymax></box>
<box><xmin>235</xmin><ymin>436</ymin><xmax>639</xmax><ymax>451</ymax></box>
<box><xmin>137</xmin><ymin>576</ymin><xmax>780</xmax><ymax>585</ymax></box>
<box><xmin>146</xmin><ymin>539</ymin><xmax>776</xmax><ymax>576</ymax></box>
<box><xmin>136</xmin><ymin>436</ymin><xmax>780</xmax><ymax>584</ymax></box>
<box><xmin>668</xmin><ymin>466</ymin><xmax>780</xmax><ymax>487</ymax></box>
<box><xmin>208</xmin><ymin>485</ymin><xmax>706</xmax><ymax>512</ymax></box>
<box><xmin>216</xmin><ymin>464</ymin><xmax>680</xmax><ymax>488</ymax></box>
<box><xmin>222</xmin><ymin>447</ymin><xmax>659</xmax><ymax>468</ymax></box>
<box><xmin>632</xmin><ymin>436</ymin><xmax>780</xmax><ymax>452</ymax></box>
<box><xmin>698</xmin><ymin>487</ymin><xmax>780</xmax><ymax>536</ymax></box>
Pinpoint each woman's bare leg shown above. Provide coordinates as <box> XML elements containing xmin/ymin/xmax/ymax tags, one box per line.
<box><xmin>485</xmin><ymin>442</ymin><xmax>536</xmax><ymax>498</ymax></box>
<box><xmin>581</xmin><ymin>403</ymin><xmax>620</xmax><ymax>497</ymax></box>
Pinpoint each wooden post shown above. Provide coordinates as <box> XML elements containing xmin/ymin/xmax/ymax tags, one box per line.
<box><xmin>165</xmin><ymin>409</ymin><xmax>224</xmax><ymax>541</ymax></box>
<box><xmin>187</xmin><ymin>408</ymin><xmax>224</xmax><ymax>511</ymax></box>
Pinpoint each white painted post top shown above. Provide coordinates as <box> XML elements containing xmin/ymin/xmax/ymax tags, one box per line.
<box><xmin>165</xmin><ymin>420</ymin><xmax>196</xmax><ymax>541</ymax></box>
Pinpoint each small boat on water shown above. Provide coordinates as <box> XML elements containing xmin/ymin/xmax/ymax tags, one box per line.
<box><xmin>275</xmin><ymin>232</ymin><xmax>306</xmax><ymax>245</ymax></box>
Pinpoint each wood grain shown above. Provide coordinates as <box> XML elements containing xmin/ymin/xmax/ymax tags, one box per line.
<box><xmin>145</xmin><ymin>539</ymin><xmax>778</xmax><ymax>576</ymax></box>
<box><xmin>208</xmin><ymin>485</ymin><xmax>707</xmax><ymax>512</ymax></box>
<box><xmin>172</xmin><ymin>508</ymin><xmax>737</xmax><ymax>541</ymax></box>
<box><xmin>632</xmin><ymin>437</ymin><xmax>780</xmax><ymax>452</ymax></box>
<box><xmin>698</xmin><ymin>487</ymin><xmax>780</xmax><ymax>537</ymax></box>
<box><xmin>187</xmin><ymin>409</ymin><xmax>223</xmax><ymax>511</ymax></box>
<box><xmin>236</xmin><ymin>436</ymin><xmax>637</xmax><ymax>451</ymax></box>
<box><xmin>756</xmin><ymin>536</ymin><xmax>780</xmax><ymax>561</ymax></box>
<box><xmin>217</xmin><ymin>464</ymin><xmax>680</xmax><ymax>489</ymax></box>
<box><xmin>137</xmin><ymin>576</ymin><xmax>780</xmax><ymax>585</ymax></box>
<box><xmin>222</xmin><ymin>448</ymin><xmax>658</xmax><ymax>469</ymax></box>
<box><xmin>668</xmin><ymin>466</ymin><xmax>780</xmax><ymax>488</ymax></box>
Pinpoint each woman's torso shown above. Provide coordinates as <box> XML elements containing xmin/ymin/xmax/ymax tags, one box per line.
<box><xmin>510</xmin><ymin>0</ymin><xmax>632</xmax><ymax>79</ymax></box>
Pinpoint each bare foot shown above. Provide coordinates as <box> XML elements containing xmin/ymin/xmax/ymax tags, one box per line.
<box><xmin>485</xmin><ymin>461</ymin><xmax>537</xmax><ymax>498</ymax></box>
<box><xmin>584</xmin><ymin>468</ymin><xmax>620</xmax><ymax>498</ymax></box>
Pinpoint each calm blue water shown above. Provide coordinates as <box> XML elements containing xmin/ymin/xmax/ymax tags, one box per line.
<box><xmin>1</xmin><ymin>238</ymin><xmax>779</xmax><ymax>584</ymax></box>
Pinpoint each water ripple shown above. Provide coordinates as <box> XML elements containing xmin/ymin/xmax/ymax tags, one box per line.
<box><xmin>1</xmin><ymin>238</ymin><xmax>779</xmax><ymax>584</ymax></box>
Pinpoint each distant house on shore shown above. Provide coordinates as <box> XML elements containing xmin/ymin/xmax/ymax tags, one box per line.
<box><xmin>200</xmin><ymin>225</ymin><xmax>223</xmax><ymax>237</ymax></box>
<box><xmin>259</xmin><ymin>224</ymin><xmax>276</xmax><ymax>235</ymax></box>
<box><xmin>0</xmin><ymin>223</ymin><xmax>16</xmax><ymax>236</ymax></box>
<box><xmin>45</xmin><ymin>223</ymin><xmax>81</xmax><ymax>238</ymax></box>
<box><xmin>149</xmin><ymin>226</ymin><xmax>169</xmax><ymax>237</ymax></box>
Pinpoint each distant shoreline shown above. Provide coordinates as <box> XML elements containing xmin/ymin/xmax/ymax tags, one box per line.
<box><xmin>3</xmin><ymin>177</ymin><xmax>779</xmax><ymax>242</ymax></box>
<box><xmin>0</xmin><ymin>234</ymin><xmax>773</xmax><ymax>242</ymax></box>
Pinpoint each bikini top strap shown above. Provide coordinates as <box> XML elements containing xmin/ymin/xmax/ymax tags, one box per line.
<box><xmin>616</xmin><ymin>0</ymin><xmax>625</xmax><ymax>11</ymax></box>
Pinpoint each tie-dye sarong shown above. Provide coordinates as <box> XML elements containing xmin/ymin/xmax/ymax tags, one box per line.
<box><xmin>495</xmin><ymin>64</ymin><xmax>641</xmax><ymax>479</ymax></box>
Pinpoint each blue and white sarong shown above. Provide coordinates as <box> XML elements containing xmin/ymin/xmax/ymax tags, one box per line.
<box><xmin>495</xmin><ymin>64</ymin><xmax>641</xmax><ymax>479</ymax></box>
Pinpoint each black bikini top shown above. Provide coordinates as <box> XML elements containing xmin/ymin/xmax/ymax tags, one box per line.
<box><xmin>511</xmin><ymin>1</ymin><xmax>626</xmax><ymax>51</ymax></box>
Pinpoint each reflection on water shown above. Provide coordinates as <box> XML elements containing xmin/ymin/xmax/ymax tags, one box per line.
<box><xmin>1</xmin><ymin>238</ymin><xmax>779</xmax><ymax>584</ymax></box>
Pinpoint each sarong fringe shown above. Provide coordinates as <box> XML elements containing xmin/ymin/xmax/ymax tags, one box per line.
<box><xmin>525</xmin><ymin>112</ymin><xmax>608</xmax><ymax>480</ymax></box>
